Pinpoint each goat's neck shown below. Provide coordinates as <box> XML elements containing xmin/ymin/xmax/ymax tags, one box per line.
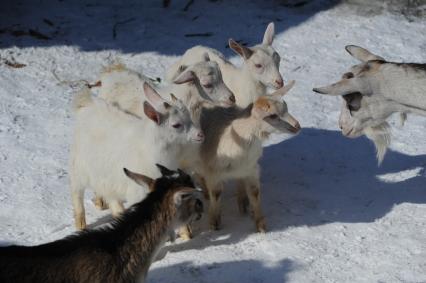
<box><xmin>227</xmin><ymin>113</ymin><xmax>263</xmax><ymax>148</ymax></box>
<box><xmin>221</xmin><ymin>63</ymin><xmax>266</xmax><ymax>107</ymax></box>
<box><xmin>378</xmin><ymin>64</ymin><xmax>426</xmax><ymax>111</ymax></box>
<box><xmin>116</xmin><ymin>199</ymin><xmax>175</xmax><ymax>280</ymax></box>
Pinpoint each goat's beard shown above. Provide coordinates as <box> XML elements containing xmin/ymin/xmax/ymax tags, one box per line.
<box><xmin>364</xmin><ymin>122</ymin><xmax>391</xmax><ymax>166</ymax></box>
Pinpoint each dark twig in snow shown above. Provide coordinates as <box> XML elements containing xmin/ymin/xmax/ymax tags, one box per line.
<box><xmin>112</xmin><ymin>18</ymin><xmax>135</xmax><ymax>40</ymax></box>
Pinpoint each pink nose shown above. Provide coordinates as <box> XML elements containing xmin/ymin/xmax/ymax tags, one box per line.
<box><xmin>197</xmin><ymin>132</ymin><xmax>205</xmax><ymax>140</ymax></box>
<box><xmin>275</xmin><ymin>79</ymin><xmax>284</xmax><ymax>88</ymax></box>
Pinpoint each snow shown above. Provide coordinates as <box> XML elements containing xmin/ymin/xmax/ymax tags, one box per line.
<box><xmin>1</xmin><ymin>0</ymin><xmax>426</xmax><ymax>282</ymax></box>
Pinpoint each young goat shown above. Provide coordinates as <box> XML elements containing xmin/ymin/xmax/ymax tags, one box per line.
<box><xmin>195</xmin><ymin>81</ymin><xmax>300</xmax><ymax>232</ymax></box>
<box><xmin>0</xmin><ymin>165</ymin><xmax>203</xmax><ymax>283</ymax></box>
<box><xmin>70</xmin><ymin>83</ymin><xmax>203</xmax><ymax>230</ymax></box>
<box><xmin>165</xmin><ymin>22</ymin><xmax>283</xmax><ymax>108</ymax></box>
<box><xmin>99</xmin><ymin>55</ymin><xmax>235</xmax><ymax>117</ymax></box>
<box><xmin>313</xmin><ymin>45</ymin><xmax>426</xmax><ymax>163</ymax></box>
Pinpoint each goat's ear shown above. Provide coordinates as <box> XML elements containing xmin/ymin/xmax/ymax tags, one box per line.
<box><xmin>252</xmin><ymin>98</ymin><xmax>271</xmax><ymax>119</ymax></box>
<box><xmin>229</xmin><ymin>39</ymin><xmax>253</xmax><ymax>60</ymax></box>
<box><xmin>262</xmin><ymin>22</ymin><xmax>275</xmax><ymax>46</ymax></box>
<box><xmin>173</xmin><ymin>69</ymin><xmax>196</xmax><ymax>84</ymax></box>
<box><xmin>272</xmin><ymin>80</ymin><xmax>296</xmax><ymax>97</ymax></box>
<box><xmin>173</xmin><ymin>190</ymin><xmax>194</xmax><ymax>207</ymax></box>
<box><xmin>143</xmin><ymin>101</ymin><xmax>162</xmax><ymax>124</ymax></box>
<box><xmin>345</xmin><ymin>45</ymin><xmax>385</xmax><ymax>62</ymax></box>
<box><xmin>156</xmin><ymin>163</ymin><xmax>175</xmax><ymax>176</ymax></box>
<box><xmin>123</xmin><ymin>168</ymin><xmax>154</xmax><ymax>190</ymax></box>
<box><xmin>143</xmin><ymin>82</ymin><xmax>170</xmax><ymax>112</ymax></box>
<box><xmin>313</xmin><ymin>78</ymin><xmax>360</xmax><ymax>96</ymax></box>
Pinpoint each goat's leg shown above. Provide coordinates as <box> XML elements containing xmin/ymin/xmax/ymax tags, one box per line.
<box><xmin>71</xmin><ymin>188</ymin><xmax>86</xmax><ymax>230</ymax></box>
<box><xmin>236</xmin><ymin>179</ymin><xmax>249</xmax><ymax>215</ymax></box>
<box><xmin>109</xmin><ymin>200</ymin><xmax>125</xmax><ymax>218</ymax></box>
<box><xmin>245</xmin><ymin>175</ymin><xmax>266</xmax><ymax>233</ymax></box>
<box><xmin>206</xmin><ymin>180</ymin><xmax>223</xmax><ymax>230</ymax></box>
<box><xmin>93</xmin><ymin>194</ymin><xmax>108</xmax><ymax>210</ymax></box>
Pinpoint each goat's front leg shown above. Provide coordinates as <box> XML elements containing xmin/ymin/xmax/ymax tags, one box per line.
<box><xmin>206</xmin><ymin>179</ymin><xmax>223</xmax><ymax>230</ymax></box>
<box><xmin>109</xmin><ymin>200</ymin><xmax>125</xmax><ymax>218</ymax></box>
<box><xmin>93</xmin><ymin>194</ymin><xmax>108</xmax><ymax>210</ymax></box>
<box><xmin>245</xmin><ymin>173</ymin><xmax>266</xmax><ymax>233</ymax></box>
<box><xmin>71</xmin><ymin>189</ymin><xmax>86</xmax><ymax>230</ymax></box>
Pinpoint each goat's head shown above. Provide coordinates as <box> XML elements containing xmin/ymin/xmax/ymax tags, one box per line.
<box><xmin>313</xmin><ymin>45</ymin><xmax>394</xmax><ymax>164</ymax></box>
<box><xmin>172</xmin><ymin>53</ymin><xmax>235</xmax><ymax>107</ymax></box>
<box><xmin>123</xmin><ymin>165</ymin><xmax>203</xmax><ymax>225</ymax></box>
<box><xmin>229</xmin><ymin>22</ymin><xmax>283</xmax><ymax>90</ymax></box>
<box><xmin>143</xmin><ymin>82</ymin><xmax>205</xmax><ymax>143</ymax></box>
<box><xmin>252</xmin><ymin>80</ymin><xmax>300</xmax><ymax>138</ymax></box>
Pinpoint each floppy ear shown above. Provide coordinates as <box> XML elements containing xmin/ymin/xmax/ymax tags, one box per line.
<box><xmin>345</xmin><ymin>45</ymin><xmax>385</xmax><ymax>62</ymax></box>
<box><xmin>313</xmin><ymin>79</ymin><xmax>360</xmax><ymax>96</ymax></box>
<box><xmin>123</xmin><ymin>168</ymin><xmax>154</xmax><ymax>190</ymax></box>
<box><xmin>262</xmin><ymin>22</ymin><xmax>275</xmax><ymax>46</ymax></box>
<box><xmin>229</xmin><ymin>39</ymin><xmax>253</xmax><ymax>60</ymax></box>
<box><xmin>156</xmin><ymin>163</ymin><xmax>175</xmax><ymax>176</ymax></box>
<box><xmin>272</xmin><ymin>80</ymin><xmax>296</xmax><ymax>97</ymax></box>
<box><xmin>173</xmin><ymin>69</ymin><xmax>196</xmax><ymax>84</ymax></box>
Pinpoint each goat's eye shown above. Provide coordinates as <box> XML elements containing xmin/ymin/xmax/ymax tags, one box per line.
<box><xmin>203</xmin><ymin>83</ymin><xmax>213</xmax><ymax>89</ymax></box>
<box><xmin>255</xmin><ymin>64</ymin><xmax>262</xmax><ymax>68</ymax></box>
<box><xmin>172</xmin><ymin>123</ymin><xmax>182</xmax><ymax>129</ymax></box>
<box><xmin>268</xmin><ymin>114</ymin><xmax>278</xmax><ymax>119</ymax></box>
<box><xmin>342</xmin><ymin>72</ymin><xmax>354</xmax><ymax>79</ymax></box>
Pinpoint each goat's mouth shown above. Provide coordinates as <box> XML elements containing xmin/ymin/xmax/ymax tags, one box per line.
<box><xmin>341</xmin><ymin>127</ymin><xmax>362</xmax><ymax>138</ymax></box>
<box><xmin>283</xmin><ymin>121</ymin><xmax>301</xmax><ymax>134</ymax></box>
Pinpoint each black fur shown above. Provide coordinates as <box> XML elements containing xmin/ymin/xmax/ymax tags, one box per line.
<box><xmin>0</xmin><ymin>168</ymin><xmax>195</xmax><ymax>283</ymax></box>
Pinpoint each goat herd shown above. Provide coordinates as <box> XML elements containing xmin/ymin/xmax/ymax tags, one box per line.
<box><xmin>1</xmin><ymin>22</ymin><xmax>425</xmax><ymax>282</ymax></box>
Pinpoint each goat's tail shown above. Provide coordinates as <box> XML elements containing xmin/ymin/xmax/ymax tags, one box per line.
<box><xmin>73</xmin><ymin>86</ymin><xmax>93</xmax><ymax>111</ymax></box>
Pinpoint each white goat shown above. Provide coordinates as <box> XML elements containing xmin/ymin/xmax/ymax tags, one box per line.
<box><xmin>195</xmin><ymin>81</ymin><xmax>300</xmax><ymax>232</ymax></box>
<box><xmin>313</xmin><ymin>45</ymin><xmax>426</xmax><ymax>164</ymax></box>
<box><xmin>165</xmin><ymin>22</ymin><xmax>283</xmax><ymax>108</ymax></box>
<box><xmin>98</xmin><ymin>55</ymin><xmax>235</xmax><ymax>119</ymax></box>
<box><xmin>69</xmin><ymin>83</ymin><xmax>204</xmax><ymax>230</ymax></box>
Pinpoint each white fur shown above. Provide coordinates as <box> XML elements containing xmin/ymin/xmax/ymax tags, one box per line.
<box><xmin>69</xmin><ymin>86</ymin><xmax>201</xmax><ymax>229</ymax></box>
<box><xmin>165</xmin><ymin>22</ymin><xmax>283</xmax><ymax>108</ymax></box>
<box><xmin>98</xmin><ymin>61</ymin><xmax>234</xmax><ymax>121</ymax></box>
<box><xmin>194</xmin><ymin>85</ymin><xmax>300</xmax><ymax>232</ymax></box>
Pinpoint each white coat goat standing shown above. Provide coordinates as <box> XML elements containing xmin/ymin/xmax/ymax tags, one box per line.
<box><xmin>69</xmin><ymin>83</ymin><xmax>204</xmax><ymax>229</ymax></box>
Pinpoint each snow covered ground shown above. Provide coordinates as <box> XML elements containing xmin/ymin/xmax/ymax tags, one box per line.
<box><xmin>1</xmin><ymin>0</ymin><xmax>426</xmax><ymax>282</ymax></box>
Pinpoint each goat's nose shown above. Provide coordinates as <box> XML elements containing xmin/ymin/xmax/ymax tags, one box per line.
<box><xmin>229</xmin><ymin>94</ymin><xmax>236</xmax><ymax>103</ymax></box>
<box><xmin>197</xmin><ymin>132</ymin><xmax>205</xmax><ymax>140</ymax></box>
<box><xmin>275</xmin><ymin>79</ymin><xmax>284</xmax><ymax>88</ymax></box>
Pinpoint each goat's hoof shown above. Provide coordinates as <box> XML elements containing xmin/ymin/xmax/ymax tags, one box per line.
<box><xmin>238</xmin><ymin>198</ymin><xmax>249</xmax><ymax>215</ymax></box>
<box><xmin>93</xmin><ymin>197</ymin><xmax>108</xmax><ymax>210</ymax></box>
<box><xmin>75</xmin><ymin>217</ymin><xmax>86</xmax><ymax>230</ymax></box>
<box><xmin>209</xmin><ymin>217</ymin><xmax>221</xmax><ymax>231</ymax></box>
<box><xmin>256</xmin><ymin>219</ymin><xmax>267</xmax><ymax>233</ymax></box>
